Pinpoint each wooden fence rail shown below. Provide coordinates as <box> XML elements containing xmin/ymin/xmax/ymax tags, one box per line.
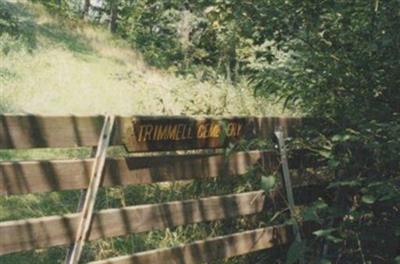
<box><xmin>89</xmin><ymin>224</ymin><xmax>294</xmax><ymax>264</ymax></box>
<box><xmin>0</xmin><ymin>115</ymin><xmax>324</xmax><ymax>263</ymax></box>
<box><xmin>0</xmin><ymin>191</ymin><xmax>265</xmax><ymax>254</ymax></box>
<box><xmin>0</xmin><ymin>151</ymin><xmax>279</xmax><ymax>195</ymax></box>
<box><xmin>0</xmin><ymin>115</ymin><xmax>309</xmax><ymax>149</ymax></box>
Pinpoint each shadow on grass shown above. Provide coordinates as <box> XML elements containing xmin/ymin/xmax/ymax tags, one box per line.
<box><xmin>38</xmin><ymin>23</ymin><xmax>94</xmax><ymax>55</ymax></box>
<box><xmin>0</xmin><ymin>0</ymin><xmax>37</xmax><ymax>52</ymax></box>
<box><xmin>1</xmin><ymin>1</ymin><xmax>95</xmax><ymax>56</ymax></box>
<box><xmin>0</xmin><ymin>190</ymin><xmax>81</xmax><ymax>221</ymax></box>
<box><xmin>0</xmin><ymin>246</ymin><xmax>66</xmax><ymax>264</ymax></box>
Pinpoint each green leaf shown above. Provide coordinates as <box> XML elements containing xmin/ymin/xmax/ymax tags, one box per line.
<box><xmin>332</xmin><ymin>134</ymin><xmax>351</xmax><ymax>142</ymax></box>
<box><xmin>328</xmin><ymin>180</ymin><xmax>360</xmax><ymax>188</ymax></box>
<box><xmin>286</xmin><ymin>240</ymin><xmax>306</xmax><ymax>264</ymax></box>
<box><xmin>313</xmin><ymin>228</ymin><xmax>336</xmax><ymax>237</ymax></box>
<box><xmin>313</xmin><ymin>229</ymin><xmax>342</xmax><ymax>243</ymax></box>
<box><xmin>318</xmin><ymin>149</ymin><xmax>331</xmax><ymax>158</ymax></box>
<box><xmin>314</xmin><ymin>199</ymin><xmax>328</xmax><ymax>209</ymax></box>
<box><xmin>204</xmin><ymin>6</ymin><xmax>216</xmax><ymax>14</ymax></box>
<box><xmin>326</xmin><ymin>235</ymin><xmax>343</xmax><ymax>244</ymax></box>
<box><xmin>327</xmin><ymin>159</ymin><xmax>340</xmax><ymax>169</ymax></box>
<box><xmin>361</xmin><ymin>194</ymin><xmax>376</xmax><ymax>204</ymax></box>
<box><xmin>261</xmin><ymin>176</ymin><xmax>276</xmax><ymax>192</ymax></box>
<box><xmin>302</xmin><ymin>207</ymin><xmax>320</xmax><ymax>223</ymax></box>
<box><xmin>379</xmin><ymin>193</ymin><xmax>397</xmax><ymax>202</ymax></box>
<box><xmin>394</xmin><ymin>256</ymin><xmax>400</xmax><ymax>264</ymax></box>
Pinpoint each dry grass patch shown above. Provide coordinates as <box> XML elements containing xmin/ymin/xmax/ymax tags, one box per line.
<box><xmin>1</xmin><ymin>0</ymin><xmax>293</xmax><ymax>116</ymax></box>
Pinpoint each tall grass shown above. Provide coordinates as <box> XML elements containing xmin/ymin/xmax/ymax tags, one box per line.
<box><xmin>0</xmin><ymin>1</ymin><xmax>292</xmax><ymax>263</ymax></box>
<box><xmin>0</xmin><ymin>147</ymin><xmax>285</xmax><ymax>263</ymax></box>
<box><xmin>0</xmin><ymin>0</ymin><xmax>295</xmax><ymax>117</ymax></box>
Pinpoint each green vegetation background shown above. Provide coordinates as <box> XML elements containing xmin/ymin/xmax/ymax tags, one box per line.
<box><xmin>1</xmin><ymin>0</ymin><xmax>399</xmax><ymax>263</ymax></box>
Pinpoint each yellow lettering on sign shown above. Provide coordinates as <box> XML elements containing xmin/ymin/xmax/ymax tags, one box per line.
<box><xmin>177</xmin><ymin>124</ymin><xmax>191</xmax><ymax>140</ymax></box>
<box><xmin>226</xmin><ymin>122</ymin><xmax>244</xmax><ymax>137</ymax></box>
<box><xmin>130</xmin><ymin>121</ymin><xmax>243</xmax><ymax>143</ymax></box>
<box><xmin>210</xmin><ymin>123</ymin><xmax>221</xmax><ymax>138</ymax></box>
<box><xmin>227</xmin><ymin>123</ymin><xmax>235</xmax><ymax>136</ymax></box>
<box><xmin>155</xmin><ymin>125</ymin><xmax>168</xmax><ymax>140</ymax></box>
<box><xmin>197</xmin><ymin>124</ymin><xmax>206</xmax><ymax>138</ymax></box>
<box><xmin>143</xmin><ymin>125</ymin><xmax>154</xmax><ymax>141</ymax></box>
<box><xmin>236</xmin><ymin>123</ymin><xmax>243</xmax><ymax>136</ymax></box>
<box><xmin>137</xmin><ymin>125</ymin><xmax>145</xmax><ymax>142</ymax></box>
<box><xmin>168</xmin><ymin>125</ymin><xmax>178</xmax><ymax>140</ymax></box>
<box><xmin>152</xmin><ymin>125</ymin><xmax>159</xmax><ymax>140</ymax></box>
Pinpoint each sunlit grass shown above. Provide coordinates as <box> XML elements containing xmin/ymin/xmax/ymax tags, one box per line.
<box><xmin>0</xmin><ymin>1</ymin><xmax>291</xmax><ymax>263</ymax></box>
<box><xmin>0</xmin><ymin>0</ymin><xmax>293</xmax><ymax>117</ymax></box>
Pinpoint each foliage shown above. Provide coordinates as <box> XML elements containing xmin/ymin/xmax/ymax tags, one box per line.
<box><xmin>118</xmin><ymin>1</ymin><xmax>184</xmax><ymax>68</ymax></box>
<box><xmin>0</xmin><ymin>0</ymin><xmax>37</xmax><ymax>54</ymax></box>
<box><xmin>247</xmin><ymin>1</ymin><xmax>400</xmax><ymax>262</ymax></box>
<box><xmin>1</xmin><ymin>0</ymin><xmax>285</xmax><ymax>116</ymax></box>
<box><xmin>0</xmin><ymin>1</ymin><xmax>18</xmax><ymax>35</ymax></box>
<box><xmin>2</xmin><ymin>0</ymin><xmax>400</xmax><ymax>262</ymax></box>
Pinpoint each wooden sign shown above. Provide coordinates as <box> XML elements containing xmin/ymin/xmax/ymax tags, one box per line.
<box><xmin>122</xmin><ymin>117</ymin><xmax>257</xmax><ymax>152</ymax></box>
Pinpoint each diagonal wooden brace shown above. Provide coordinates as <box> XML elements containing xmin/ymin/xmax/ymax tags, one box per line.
<box><xmin>65</xmin><ymin>115</ymin><xmax>115</xmax><ymax>264</ymax></box>
<box><xmin>274</xmin><ymin>129</ymin><xmax>302</xmax><ymax>243</ymax></box>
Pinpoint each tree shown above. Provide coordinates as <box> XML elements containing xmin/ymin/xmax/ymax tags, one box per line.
<box><xmin>249</xmin><ymin>1</ymin><xmax>400</xmax><ymax>261</ymax></box>
<box><xmin>109</xmin><ymin>0</ymin><xmax>118</xmax><ymax>33</ymax></box>
<box><xmin>82</xmin><ymin>0</ymin><xmax>90</xmax><ymax>18</ymax></box>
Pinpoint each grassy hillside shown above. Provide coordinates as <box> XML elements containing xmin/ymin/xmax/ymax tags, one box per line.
<box><xmin>0</xmin><ymin>0</ymin><xmax>290</xmax><ymax>116</ymax></box>
<box><xmin>0</xmin><ymin>1</ymin><xmax>288</xmax><ymax>263</ymax></box>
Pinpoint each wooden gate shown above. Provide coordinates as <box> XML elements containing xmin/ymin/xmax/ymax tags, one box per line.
<box><xmin>0</xmin><ymin>115</ymin><xmax>324</xmax><ymax>263</ymax></box>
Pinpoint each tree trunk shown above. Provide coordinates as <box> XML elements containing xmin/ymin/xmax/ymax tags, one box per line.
<box><xmin>82</xmin><ymin>0</ymin><xmax>90</xmax><ymax>18</ymax></box>
<box><xmin>110</xmin><ymin>0</ymin><xmax>118</xmax><ymax>33</ymax></box>
<box><xmin>179</xmin><ymin>9</ymin><xmax>192</xmax><ymax>71</ymax></box>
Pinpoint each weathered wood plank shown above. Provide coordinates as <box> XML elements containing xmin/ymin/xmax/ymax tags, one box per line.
<box><xmin>114</xmin><ymin>116</ymin><xmax>306</xmax><ymax>152</ymax></box>
<box><xmin>0</xmin><ymin>191</ymin><xmax>265</xmax><ymax>255</ymax></box>
<box><xmin>104</xmin><ymin>150</ymin><xmax>279</xmax><ymax>187</ymax></box>
<box><xmin>89</xmin><ymin>220</ymin><xmax>321</xmax><ymax>264</ymax></box>
<box><xmin>0</xmin><ymin>115</ymin><xmax>306</xmax><ymax>150</ymax></box>
<box><xmin>0</xmin><ymin>151</ymin><xmax>278</xmax><ymax>195</ymax></box>
<box><xmin>0</xmin><ymin>159</ymin><xmax>92</xmax><ymax>194</ymax></box>
<box><xmin>0</xmin><ymin>115</ymin><xmax>104</xmax><ymax>149</ymax></box>
<box><xmin>66</xmin><ymin>115</ymin><xmax>115</xmax><ymax>264</ymax></box>
<box><xmin>89</xmin><ymin>224</ymin><xmax>293</xmax><ymax>264</ymax></box>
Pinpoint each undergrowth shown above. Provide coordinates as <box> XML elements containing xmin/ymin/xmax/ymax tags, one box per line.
<box><xmin>0</xmin><ymin>0</ymin><xmax>294</xmax><ymax>116</ymax></box>
<box><xmin>0</xmin><ymin>1</ymin><xmax>294</xmax><ymax>263</ymax></box>
<box><xmin>0</xmin><ymin>145</ymin><xmax>288</xmax><ymax>264</ymax></box>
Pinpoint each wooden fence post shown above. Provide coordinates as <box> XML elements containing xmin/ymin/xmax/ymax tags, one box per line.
<box><xmin>65</xmin><ymin>115</ymin><xmax>115</xmax><ymax>264</ymax></box>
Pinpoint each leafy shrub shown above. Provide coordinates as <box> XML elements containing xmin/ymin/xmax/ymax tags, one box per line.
<box><xmin>0</xmin><ymin>1</ymin><xmax>19</xmax><ymax>34</ymax></box>
<box><xmin>248</xmin><ymin>1</ymin><xmax>400</xmax><ymax>262</ymax></box>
